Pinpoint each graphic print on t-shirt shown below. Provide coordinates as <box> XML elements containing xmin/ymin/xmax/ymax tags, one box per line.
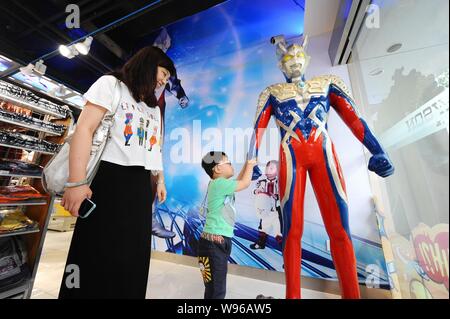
<box><xmin>144</xmin><ymin>119</ymin><xmax>150</xmax><ymax>148</ymax></box>
<box><xmin>149</xmin><ymin>126</ymin><xmax>158</xmax><ymax>151</ymax></box>
<box><xmin>83</xmin><ymin>75</ymin><xmax>163</xmax><ymax>170</ymax></box>
<box><xmin>124</xmin><ymin>113</ymin><xmax>134</xmax><ymax>146</ymax></box>
<box><xmin>137</xmin><ymin>117</ymin><xmax>145</xmax><ymax>146</ymax></box>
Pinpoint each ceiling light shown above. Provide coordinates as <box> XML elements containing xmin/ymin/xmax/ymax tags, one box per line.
<box><xmin>34</xmin><ymin>60</ymin><xmax>47</xmax><ymax>75</ymax></box>
<box><xmin>59</xmin><ymin>45</ymin><xmax>77</xmax><ymax>59</ymax></box>
<box><xmin>74</xmin><ymin>36</ymin><xmax>93</xmax><ymax>55</ymax></box>
<box><xmin>387</xmin><ymin>43</ymin><xmax>403</xmax><ymax>53</ymax></box>
<box><xmin>19</xmin><ymin>63</ymin><xmax>34</xmax><ymax>76</ymax></box>
<box><xmin>369</xmin><ymin>68</ymin><xmax>384</xmax><ymax>76</ymax></box>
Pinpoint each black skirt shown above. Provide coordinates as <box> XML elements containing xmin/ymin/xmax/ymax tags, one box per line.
<box><xmin>58</xmin><ymin>161</ymin><xmax>153</xmax><ymax>299</ymax></box>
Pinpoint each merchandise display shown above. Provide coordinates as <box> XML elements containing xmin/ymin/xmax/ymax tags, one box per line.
<box><xmin>247</xmin><ymin>35</ymin><xmax>394</xmax><ymax>299</ymax></box>
<box><xmin>0</xmin><ymin>159</ymin><xmax>43</xmax><ymax>177</ymax></box>
<box><xmin>0</xmin><ymin>107</ymin><xmax>66</xmax><ymax>135</ymax></box>
<box><xmin>0</xmin><ymin>67</ymin><xmax>71</xmax><ymax>299</ymax></box>
<box><xmin>0</xmin><ymin>209</ymin><xmax>39</xmax><ymax>234</ymax></box>
<box><xmin>0</xmin><ymin>185</ymin><xmax>47</xmax><ymax>204</ymax></box>
<box><xmin>0</xmin><ymin>131</ymin><xmax>59</xmax><ymax>154</ymax></box>
<box><xmin>0</xmin><ymin>80</ymin><xmax>70</xmax><ymax>118</ymax></box>
<box><xmin>0</xmin><ymin>237</ymin><xmax>31</xmax><ymax>295</ymax></box>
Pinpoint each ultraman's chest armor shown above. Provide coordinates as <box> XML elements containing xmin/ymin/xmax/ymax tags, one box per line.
<box><xmin>259</xmin><ymin>75</ymin><xmax>350</xmax><ymax>142</ymax></box>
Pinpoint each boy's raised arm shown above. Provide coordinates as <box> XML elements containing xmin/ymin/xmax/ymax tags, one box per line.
<box><xmin>236</xmin><ymin>159</ymin><xmax>257</xmax><ymax>192</ymax></box>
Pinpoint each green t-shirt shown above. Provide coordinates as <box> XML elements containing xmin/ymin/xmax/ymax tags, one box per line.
<box><xmin>203</xmin><ymin>177</ymin><xmax>237</xmax><ymax>238</ymax></box>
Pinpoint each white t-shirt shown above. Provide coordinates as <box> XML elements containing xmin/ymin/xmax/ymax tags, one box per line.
<box><xmin>83</xmin><ymin>75</ymin><xmax>163</xmax><ymax>171</ymax></box>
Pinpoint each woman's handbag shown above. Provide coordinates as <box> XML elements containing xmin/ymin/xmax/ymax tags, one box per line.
<box><xmin>42</xmin><ymin>79</ymin><xmax>121</xmax><ymax>196</ymax></box>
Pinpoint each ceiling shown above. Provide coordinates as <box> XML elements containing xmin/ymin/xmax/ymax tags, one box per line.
<box><xmin>0</xmin><ymin>0</ymin><xmax>227</xmax><ymax>92</ymax></box>
<box><xmin>304</xmin><ymin>0</ymin><xmax>340</xmax><ymax>37</ymax></box>
<box><xmin>352</xmin><ymin>0</ymin><xmax>449</xmax><ymax>105</ymax></box>
<box><xmin>354</xmin><ymin>0</ymin><xmax>449</xmax><ymax>61</ymax></box>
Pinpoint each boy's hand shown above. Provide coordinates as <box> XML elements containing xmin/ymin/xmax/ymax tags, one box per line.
<box><xmin>247</xmin><ymin>158</ymin><xmax>257</xmax><ymax>166</ymax></box>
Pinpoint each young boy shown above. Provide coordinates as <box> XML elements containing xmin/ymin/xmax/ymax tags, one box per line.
<box><xmin>199</xmin><ymin>151</ymin><xmax>257</xmax><ymax>299</ymax></box>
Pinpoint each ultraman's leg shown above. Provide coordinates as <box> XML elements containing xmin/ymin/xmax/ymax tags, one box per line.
<box><xmin>309</xmin><ymin>136</ymin><xmax>360</xmax><ymax>299</ymax></box>
<box><xmin>279</xmin><ymin>144</ymin><xmax>307</xmax><ymax>299</ymax></box>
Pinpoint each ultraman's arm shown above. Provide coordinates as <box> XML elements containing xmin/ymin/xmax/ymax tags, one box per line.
<box><xmin>166</xmin><ymin>76</ymin><xmax>189</xmax><ymax>108</ymax></box>
<box><xmin>328</xmin><ymin>76</ymin><xmax>394</xmax><ymax>177</ymax></box>
<box><xmin>329</xmin><ymin>77</ymin><xmax>383</xmax><ymax>154</ymax></box>
<box><xmin>248</xmin><ymin>87</ymin><xmax>274</xmax><ymax>160</ymax></box>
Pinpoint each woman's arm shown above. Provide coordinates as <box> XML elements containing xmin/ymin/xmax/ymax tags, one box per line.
<box><xmin>154</xmin><ymin>104</ymin><xmax>167</xmax><ymax>204</ymax></box>
<box><xmin>61</xmin><ymin>102</ymin><xmax>107</xmax><ymax>216</ymax></box>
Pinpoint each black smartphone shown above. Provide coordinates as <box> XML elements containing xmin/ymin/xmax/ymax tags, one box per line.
<box><xmin>78</xmin><ymin>198</ymin><xmax>96</xmax><ymax>219</ymax></box>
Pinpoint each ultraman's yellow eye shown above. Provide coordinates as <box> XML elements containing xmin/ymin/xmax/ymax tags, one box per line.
<box><xmin>297</xmin><ymin>52</ymin><xmax>305</xmax><ymax>58</ymax></box>
<box><xmin>282</xmin><ymin>54</ymin><xmax>294</xmax><ymax>62</ymax></box>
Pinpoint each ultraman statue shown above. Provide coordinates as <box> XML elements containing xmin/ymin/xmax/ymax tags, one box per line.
<box><xmin>247</xmin><ymin>35</ymin><xmax>394</xmax><ymax>299</ymax></box>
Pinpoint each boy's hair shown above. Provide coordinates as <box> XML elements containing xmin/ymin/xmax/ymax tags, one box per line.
<box><xmin>202</xmin><ymin>151</ymin><xmax>228</xmax><ymax>179</ymax></box>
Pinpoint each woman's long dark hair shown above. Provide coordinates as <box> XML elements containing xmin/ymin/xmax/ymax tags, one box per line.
<box><xmin>111</xmin><ymin>46</ymin><xmax>176</xmax><ymax>107</ymax></box>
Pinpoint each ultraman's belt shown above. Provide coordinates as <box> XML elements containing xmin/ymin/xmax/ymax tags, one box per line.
<box><xmin>201</xmin><ymin>232</ymin><xmax>225</xmax><ymax>244</ymax></box>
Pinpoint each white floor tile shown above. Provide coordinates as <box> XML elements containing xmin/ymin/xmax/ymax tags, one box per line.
<box><xmin>32</xmin><ymin>231</ymin><xmax>340</xmax><ymax>299</ymax></box>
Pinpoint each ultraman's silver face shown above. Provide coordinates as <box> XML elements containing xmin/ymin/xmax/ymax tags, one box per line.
<box><xmin>279</xmin><ymin>44</ymin><xmax>310</xmax><ymax>80</ymax></box>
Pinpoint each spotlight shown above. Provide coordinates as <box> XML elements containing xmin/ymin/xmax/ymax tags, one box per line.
<box><xmin>59</xmin><ymin>44</ymin><xmax>77</xmax><ymax>59</ymax></box>
<box><xmin>19</xmin><ymin>63</ymin><xmax>34</xmax><ymax>76</ymax></box>
<box><xmin>34</xmin><ymin>60</ymin><xmax>47</xmax><ymax>75</ymax></box>
<box><xmin>50</xmin><ymin>84</ymin><xmax>68</xmax><ymax>97</ymax></box>
<box><xmin>74</xmin><ymin>36</ymin><xmax>93</xmax><ymax>55</ymax></box>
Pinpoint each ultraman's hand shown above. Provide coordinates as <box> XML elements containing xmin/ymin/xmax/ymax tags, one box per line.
<box><xmin>368</xmin><ymin>153</ymin><xmax>395</xmax><ymax>178</ymax></box>
<box><xmin>252</xmin><ymin>166</ymin><xmax>263</xmax><ymax>181</ymax></box>
<box><xmin>179</xmin><ymin>96</ymin><xmax>189</xmax><ymax>108</ymax></box>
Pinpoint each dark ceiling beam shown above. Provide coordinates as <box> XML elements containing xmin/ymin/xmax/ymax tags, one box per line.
<box><xmin>1</xmin><ymin>0</ymin><xmax>175</xmax><ymax>88</ymax></box>
<box><xmin>1</xmin><ymin>5</ymin><xmax>107</xmax><ymax>75</ymax></box>
<box><xmin>83</xmin><ymin>21</ymin><xmax>128</xmax><ymax>60</ymax></box>
<box><xmin>18</xmin><ymin>0</ymin><xmax>111</xmax><ymax>39</ymax></box>
<box><xmin>78</xmin><ymin>0</ymin><xmax>125</xmax><ymax>25</ymax></box>
<box><xmin>12</xmin><ymin>1</ymin><xmax>113</xmax><ymax>73</ymax></box>
<box><xmin>17</xmin><ymin>0</ymin><xmax>128</xmax><ymax>62</ymax></box>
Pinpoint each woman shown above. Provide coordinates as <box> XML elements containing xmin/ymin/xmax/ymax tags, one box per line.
<box><xmin>59</xmin><ymin>46</ymin><xmax>176</xmax><ymax>299</ymax></box>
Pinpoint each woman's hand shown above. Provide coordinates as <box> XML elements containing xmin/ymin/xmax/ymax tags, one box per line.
<box><xmin>156</xmin><ymin>182</ymin><xmax>167</xmax><ymax>204</ymax></box>
<box><xmin>61</xmin><ymin>185</ymin><xmax>93</xmax><ymax>217</ymax></box>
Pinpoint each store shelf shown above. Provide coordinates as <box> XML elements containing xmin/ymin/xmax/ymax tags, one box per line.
<box><xmin>0</xmin><ymin>91</ymin><xmax>67</xmax><ymax>119</ymax></box>
<box><xmin>0</xmin><ymin>200</ymin><xmax>47</xmax><ymax>207</ymax></box>
<box><xmin>0</xmin><ymin>281</ymin><xmax>29</xmax><ymax>299</ymax></box>
<box><xmin>0</xmin><ymin>142</ymin><xmax>56</xmax><ymax>155</ymax></box>
<box><xmin>0</xmin><ymin>116</ymin><xmax>63</xmax><ymax>136</ymax></box>
<box><xmin>0</xmin><ymin>227</ymin><xmax>40</xmax><ymax>238</ymax></box>
<box><xmin>0</xmin><ymin>172</ymin><xmax>42</xmax><ymax>179</ymax></box>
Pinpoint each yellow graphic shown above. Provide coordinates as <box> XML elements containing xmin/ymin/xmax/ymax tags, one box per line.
<box><xmin>198</xmin><ymin>257</ymin><xmax>212</xmax><ymax>283</ymax></box>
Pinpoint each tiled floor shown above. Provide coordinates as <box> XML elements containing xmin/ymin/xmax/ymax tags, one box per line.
<box><xmin>32</xmin><ymin>231</ymin><xmax>339</xmax><ymax>299</ymax></box>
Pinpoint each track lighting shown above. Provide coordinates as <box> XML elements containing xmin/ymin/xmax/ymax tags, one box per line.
<box><xmin>19</xmin><ymin>63</ymin><xmax>34</xmax><ymax>76</ymax></box>
<box><xmin>74</xmin><ymin>36</ymin><xmax>93</xmax><ymax>55</ymax></box>
<box><xmin>19</xmin><ymin>60</ymin><xmax>47</xmax><ymax>76</ymax></box>
<box><xmin>59</xmin><ymin>36</ymin><xmax>93</xmax><ymax>59</ymax></box>
<box><xmin>59</xmin><ymin>44</ymin><xmax>78</xmax><ymax>59</ymax></box>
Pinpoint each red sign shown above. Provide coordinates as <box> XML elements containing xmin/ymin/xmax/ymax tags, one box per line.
<box><xmin>413</xmin><ymin>224</ymin><xmax>449</xmax><ymax>290</ymax></box>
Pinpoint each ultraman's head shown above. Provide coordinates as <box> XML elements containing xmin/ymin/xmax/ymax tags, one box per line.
<box><xmin>272</xmin><ymin>35</ymin><xmax>310</xmax><ymax>82</ymax></box>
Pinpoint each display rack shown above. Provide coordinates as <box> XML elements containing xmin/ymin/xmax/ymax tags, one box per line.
<box><xmin>0</xmin><ymin>79</ymin><xmax>72</xmax><ymax>299</ymax></box>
